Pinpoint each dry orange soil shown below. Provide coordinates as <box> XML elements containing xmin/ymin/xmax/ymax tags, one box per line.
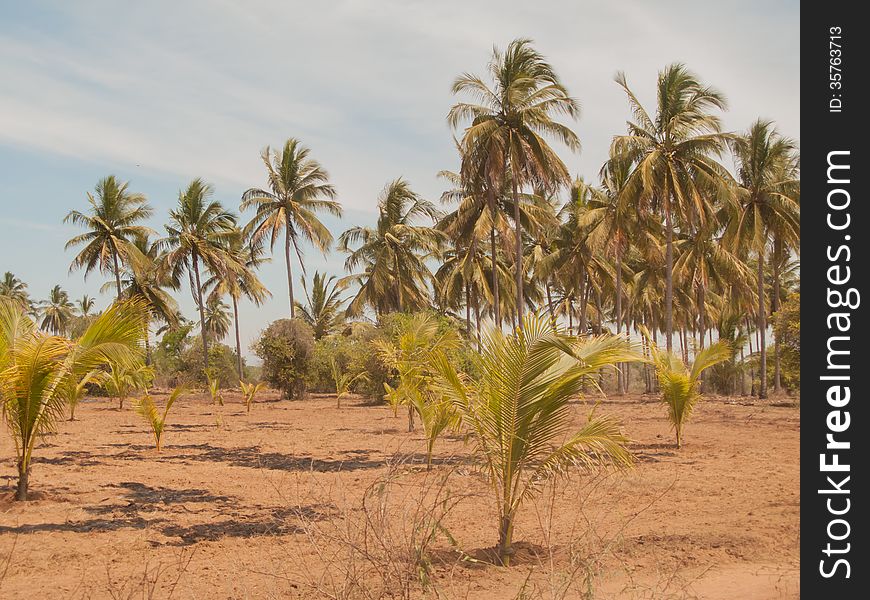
<box><xmin>0</xmin><ymin>391</ymin><xmax>799</xmax><ymax>599</ymax></box>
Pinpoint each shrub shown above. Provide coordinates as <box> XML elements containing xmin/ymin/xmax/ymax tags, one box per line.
<box><xmin>178</xmin><ymin>343</ymin><xmax>240</xmax><ymax>388</ymax></box>
<box><xmin>255</xmin><ymin>318</ymin><xmax>315</xmax><ymax>399</ymax></box>
<box><xmin>774</xmin><ymin>292</ymin><xmax>800</xmax><ymax>392</ymax></box>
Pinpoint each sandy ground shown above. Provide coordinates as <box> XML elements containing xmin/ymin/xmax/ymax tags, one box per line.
<box><xmin>0</xmin><ymin>390</ymin><xmax>799</xmax><ymax>599</ymax></box>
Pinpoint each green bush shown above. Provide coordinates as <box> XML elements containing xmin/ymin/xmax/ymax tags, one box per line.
<box><xmin>255</xmin><ymin>318</ymin><xmax>315</xmax><ymax>399</ymax></box>
<box><xmin>774</xmin><ymin>292</ymin><xmax>800</xmax><ymax>392</ymax></box>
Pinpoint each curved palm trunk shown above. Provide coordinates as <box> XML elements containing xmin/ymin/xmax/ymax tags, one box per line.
<box><xmin>232</xmin><ymin>295</ymin><xmax>243</xmax><ymax>380</ymax></box>
<box><xmin>488</xmin><ymin>187</ymin><xmax>501</xmax><ymax>327</ymax></box>
<box><xmin>512</xmin><ymin>178</ymin><xmax>524</xmax><ymax>324</ymax></box>
<box><xmin>192</xmin><ymin>252</ymin><xmax>210</xmax><ymax>373</ymax></box>
<box><xmin>615</xmin><ymin>246</ymin><xmax>624</xmax><ymax>395</ymax></box>
<box><xmin>757</xmin><ymin>251</ymin><xmax>767</xmax><ymax>399</ymax></box>
<box><xmin>664</xmin><ymin>197</ymin><xmax>674</xmax><ymax>353</ymax></box>
<box><xmin>112</xmin><ymin>250</ymin><xmax>123</xmax><ymax>301</ymax></box>
<box><xmin>285</xmin><ymin>218</ymin><xmax>296</xmax><ymax>318</ymax></box>
<box><xmin>545</xmin><ymin>282</ymin><xmax>555</xmax><ymax>328</ymax></box>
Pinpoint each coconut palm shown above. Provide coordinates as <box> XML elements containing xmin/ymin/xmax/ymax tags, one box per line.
<box><xmin>38</xmin><ymin>285</ymin><xmax>76</xmax><ymax>335</ymax></box>
<box><xmin>76</xmin><ymin>295</ymin><xmax>96</xmax><ymax>317</ymax></box>
<box><xmin>64</xmin><ymin>176</ymin><xmax>153</xmax><ymax>297</ymax></box>
<box><xmin>60</xmin><ymin>369</ymin><xmax>106</xmax><ymax>421</ymax></box>
<box><xmin>161</xmin><ymin>178</ymin><xmax>239</xmax><ymax>373</ymax></box>
<box><xmin>330</xmin><ymin>358</ymin><xmax>368</xmax><ymax>409</ymax></box>
<box><xmin>105</xmin><ymin>361</ymin><xmax>153</xmax><ymax>410</ymax></box>
<box><xmin>204</xmin><ymin>231</ymin><xmax>270</xmax><ymax>378</ymax></box>
<box><xmin>112</xmin><ymin>234</ymin><xmax>181</xmax><ymax>364</ymax></box>
<box><xmin>339</xmin><ymin>179</ymin><xmax>444</xmax><ymax>316</ymax></box>
<box><xmin>646</xmin><ymin>333</ymin><xmax>731</xmax><ymax>447</ymax></box>
<box><xmin>1</xmin><ymin>272</ymin><xmax>31</xmax><ymax>309</ymax></box>
<box><xmin>241</xmin><ymin>139</ymin><xmax>343</xmax><ymax>317</ymax></box>
<box><xmin>203</xmin><ymin>295</ymin><xmax>232</xmax><ymax>343</ymax></box>
<box><xmin>432</xmin><ymin>313</ymin><xmax>636</xmax><ymax>565</ymax></box>
<box><xmin>241</xmin><ymin>380</ymin><xmax>267</xmax><ymax>413</ymax></box>
<box><xmin>726</xmin><ymin>120</ymin><xmax>799</xmax><ymax>398</ymax></box>
<box><xmin>449</xmin><ymin>38</ymin><xmax>580</xmax><ymax>322</ymax></box>
<box><xmin>0</xmin><ymin>297</ymin><xmax>145</xmax><ymax>500</ymax></box>
<box><xmin>134</xmin><ymin>385</ymin><xmax>187</xmax><ymax>451</ymax></box>
<box><xmin>612</xmin><ymin>64</ymin><xmax>732</xmax><ymax>352</ymax></box>
<box><xmin>295</xmin><ymin>271</ymin><xmax>347</xmax><ymax>340</ymax></box>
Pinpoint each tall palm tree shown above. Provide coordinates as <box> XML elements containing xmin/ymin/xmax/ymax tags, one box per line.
<box><xmin>726</xmin><ymin>120</ymin><xmax>799</xmax><ymax>398</ymax></box>
<box><xmin>338</xmin><ymin>179</ymin><xmax>444</xmax><ymax>316</ymax></box>
<box><xmin>39</xmin><ymin>285</ymin><xmax>75</xmax><ymax>335</ymax></box>
<box><xmin>76</xmin><ymin>295</ymin><xmax>96</xmax><ymax>317</ymax></box>
<box><xmin>295</xmin><ymin>271</ymin><xmax>347</xmax><ymax>340</ymax></box>
<box><xmin>612</xmin><ymin>64</ymin><xmax>731</xmax><ymax>352</ymax></box>
<box><xmin>64</xmin><ymin>176</ymin><xmax>153</xmax><ymax>298</ymax></box>
<box><xmin>205</xmin><ymin>231</ymin><xmax>271</xmax><ymax>378</ymax></box>
<box><xmin>161</xmin><ymin>178</ymin><xmax>239</xmax><ymax>372</ymax></box>
<box><xmin>241</xmin><ymin>138</ymin><xmax>342</xmax><ymax>318</ymax></box>
<box><xmin>449</xmin><ymin>38</ymin><xmax>580</xmax><ymax>322</ymax></box>
<box><xmin>0</xmin><ymin>272</ymin><xmax>30</xmax><ymax>309</ymax></box>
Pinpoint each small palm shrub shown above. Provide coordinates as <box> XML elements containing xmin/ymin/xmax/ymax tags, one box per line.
<box><xmin>433</xmin><ymin>314</ymin><xmax>637</xmax><ymax>565</ymax></box>
<box><xmin>105</xmin><ymin>362</ymin><xmax>153</xmax><ymax>409</ymax></box>
<box><xmin>647</xmin><ymin>334</ymin><xmax>731</xmax><ymax>448</ymax></box>
<box><xmin>207</xmin><ymin>375</ymin><xmax>223</xmax><ymax>406</ymax></box>
<box><xmin>61</xmin><ymin>369</ymin><xmax>106</xmax><ymax>420</ymax></box>
<box><xmin>375</xmin><ymin>313</ymin><xmax>460</xmax><ymax>434</ymax></box>
<box><xmin>330</xmin><ymin>358</ymin><xmax>367</xmax><ymax>409</ymax></box>
<box><xmin>240</xmin><ymin>380</ymin><xmax>266</xmax><ymax>412</ymax></box>
<box><xmin>0</xmin><ymin>298</ymin><xmax>145</xmax><ymax>500</ymax></box>
<box><xmin>134</xmin><ymin>385</ymin><xmax>188</xmax><ymax>451</ymax></box>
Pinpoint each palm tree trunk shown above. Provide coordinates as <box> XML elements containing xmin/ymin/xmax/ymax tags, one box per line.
<box><xmin>578</xmin><ymin>274</ymin><xmax>589</xmax><ymax>335</ymax></box>
<box><xmin>465</xmin><ymin>283</ymin><xmax>472</xmax><ymax>338</ymax></box>
<box><xmin>488</xmin><ymin>188</ymin><xmax>501</xmax><ymax>327</ymax></box>
<box><xmin>285</xmin><ymin>218</ymin><xmax>296</xmax><ymax>318</ymax></box>
<box><xmin>664</xmin><ymin>196</ymin><xmax>674</xmax><ymax>352</ymax></box>
<box><xmin>192</xmin><ymin>252</ymin><xmax>210</xmax><ymax>373</ymax></box>
<box><xmin>112</xmin><ymin>250</ymin><xmax>123</xmax><ymax>301</ymax></box>
<box><xmin>512</xmin><ymin>178</ymin><xmax>524</xmax><ymax>324</ymax></box>
<box><xmin>772</xmin><ymin>238</ymin><xmax>782</xmax><ymax>393</ymax></box>
<box><xmin>232</xmin><ymin>295</ymin><xmax>243</xmax><ymax>380</ymax></box>
<box><xmin>474</xmin><ymin>288</ymin><xmax>482</xmax><ymax>351</ymax></box>
<box><xmin>615</xmin><ymin>246</ymin><xmax>624</xmax><ymax>395</ymax></box>
<box><xmin>757</xmin><ymin>251</ymin><xmax>767</xmax><ymax>399</ymax></box>
<box><xmin>545</xmin><ymin>282</ymin><xmax>555</xmax><ymax>328</ymax></box>
<box><xmin>15</xmin><ymin>459</ymin><xmax>29</xmax><ymax>501</ymax></box>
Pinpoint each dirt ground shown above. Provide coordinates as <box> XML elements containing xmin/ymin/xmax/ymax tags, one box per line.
<box><xmin>0</xmin><ymin>390</ymin><xmax>799</xmax><ymax>599</ymax></box>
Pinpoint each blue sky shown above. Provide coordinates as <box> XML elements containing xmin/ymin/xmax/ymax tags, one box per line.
<box><xmin>0</xmin><ymin>0</ymin><xmax>799</xmax><ymax>356</ymax></box>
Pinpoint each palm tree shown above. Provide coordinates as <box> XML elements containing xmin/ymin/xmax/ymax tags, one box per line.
<box><xmin>76</xmin><ymin>295</ymin><xmax>96</xmax><ymax>317</ymax></box>
<box><xmin>64</xmin><ymin>176</ymin><xmax>153</xmax><ymax>298</ymax></box>
<box><xmin>612</xmin><ymin>64</ymin><xmax>731</xmax><ymax>352</ymax></box>
<box><xmin>646</xmin><ymin>334</ymin><xmax>732</xmax><ymax>447</ymax></box>
<box><xmin>204</xmin><ymin>231</ymin><xmax>271</xmax><ymax>378</ymax></box>
<box><xmin>203</xmin><ymin>295</ymin><xmax>232</xmax><ymax>343</ymax></box>
<box><xmin>726</xmin><ymin>120</ymin><xmax>799</xmax><ymax>398</ymax></box>
<box><xmin>449</xmin><ymin>38</ymin><xmax>580</xmax><ymax>322</ymax></box>
<box><xmin>338</xmin><ymin>179</ymin><xmax>443</xmax><ymax>316</ymax></box>
<box><xmin>295</xmin><ymin>271</ymin><xmax>347</xmax><ymax>340</ymax></box>
<box><xmin>113</xmin><ymin>234</ymin><xmax>181</xmax><ymax>364</ymax></box>
<box><xmin>39</xmin><ymin>285</ymin><xmax>75</xmax><ymax>335</ymax></box>
<box><xmin>241</xmin><ymin>138</ymin><xmax>343</xmax><ymax>317</ymax></box>
<box><xmin>1</xmin><ymin>297</ymin><xmax>145</xmax><ymax>499</ymax></box>
<box><xmin>161</xmin><ymin>178</ymin><xmax>239</xmax><ymax>373</ymax></box>
<box><xmin>433</xmin><ymin>314</ymin><xmax>635</xmax><ymax>564</ymax></box>
<box><xmin>0</xmin><ymin>272</ymin><xmax>30</xmax><ymax>309</ymax></box>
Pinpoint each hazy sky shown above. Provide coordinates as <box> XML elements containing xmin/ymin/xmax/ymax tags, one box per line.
<box><xmin>0</xmin><ymin>0</ymin><xmax>799</xmax><ymax>356</ymax></box>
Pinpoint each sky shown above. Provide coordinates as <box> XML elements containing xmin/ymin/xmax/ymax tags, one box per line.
<box><xmin>0</xmin><ymin>0</ymin><xmax>799</xmax><ymax>358</ymax></box>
